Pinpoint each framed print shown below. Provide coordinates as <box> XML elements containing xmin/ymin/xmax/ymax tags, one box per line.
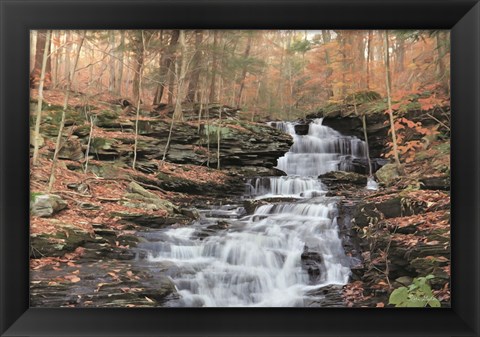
<box><xmin>1</xmin><ymin>0</ymin><xmax>479</xmax><ymax>336</ymax></box>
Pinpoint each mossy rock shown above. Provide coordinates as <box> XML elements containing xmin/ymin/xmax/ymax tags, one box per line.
<box><xmin>30</xmin><ymin>222</ymin><xmax>91</xmax><ymax>258</ymax></box>
<box><xmin>91</xmin><ymin>137</ymin><xmax>116</xmax><ymax>151</ymax></box>
<box><xmin>319</xmin><ymin>171</ymin><xmax>367</xmax><ymax>187</ymax></box>
<box><xmin>95</xmin><ymin>110</ymin><xmax>120</xmax><ymax>128</ymax></box>
<box><xmin>375</xmin><ymin>163</ymin><xmax>400</xmax><ymax>186</ymax></box>
<box><xmin>86</xmin><ymin>162</ymin><xmax>129</xmax><ymax>179</ymax></box>
<box><xmin>73</xmin><ymin>124</ymin><xmax>91</xmax><ymax>137</ymax></box>
<box><xmin>345</xmin><ymin>91</ymin><xmax>382</xmax><ymax>105</ymax></box>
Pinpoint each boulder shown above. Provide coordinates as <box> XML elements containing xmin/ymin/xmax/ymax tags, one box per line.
<box><xmin>319</xmin><ymin>171</ymin><xmax>367</xmax><ymax>188</ymax></box>
<box><xmin>30</xmin><ymin>194</ymin><xmax>67</xmax><ymax>217</ymax></box>
<box><xmin>375</xmin><ymin>163</ymin><xmax>400</xmax><ymax>186</ymax></box>
<box><xmin>420</xmin><ymin>176</ymin><xmax>450</xmax><ymax>191</ymax></box>
<box><xmin>353</xmin><ymin>196</ymin><xmax>427</xmax><ymax>227</ymax></box>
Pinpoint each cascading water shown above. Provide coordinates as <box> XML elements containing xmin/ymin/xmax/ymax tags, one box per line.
<box><xmin>137</xmin><ymin>118</ymin><xmax>367</xmax><ymax>307</ymax></box>
<box><xmin>274</xmin><ymin>119</ymin><xmax>366</xmax><ymax>176</ymax></box>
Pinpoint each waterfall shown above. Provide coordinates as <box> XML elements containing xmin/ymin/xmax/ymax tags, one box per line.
<box><xmin>138</xmin><ymin>118</ymin><xmax>364</xmax><ymax>307</ymax></box>
<box><xmin>274</xmin><ymin>119</ymin><xmax>367</xmax><ymax>176</ymax></box>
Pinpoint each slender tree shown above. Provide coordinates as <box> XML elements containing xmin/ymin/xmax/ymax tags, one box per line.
<box><xmin>384</xmin><ymin>30</ymin><xmax>403</xmax><ymax>174</ymax></box>
<box><xmin>32</xmin><ymin>30</ymin><xmax>52</xmax><ymax>166</ymax></box>
<box><xmin>115</xmin><ymin>30</ymin><xmax>125</xmax><ymax>96</ymax></box>
<box><xmin>173</xmin><ymin>30</ymin><xmax>188</xmax><ymax>120</ymax></box>
<box><xmin>132</xmin><ymin>31</ymin><xmax>145</xmax><ymax>104</ymax></box>
<box><xmin>132</xmin><ymin>31</ymin><xmax>146</xmax><ymax>170</ymax></box>
<box><xmin>186</xmin><ymin>30</ymin><xmax>204</xmax><ymax>102</ymax></box>
<box><xmin>30</xmin><ymin>30</ymin><xmax>52</xmax><ymax>89</ymax></box>
<box><xmin>209</xmin><ymin>31</ymin><xmax>219</xmax><ymax>103</ymax></box>
<box><xmin>108</xmin><ymin>30</ymin><xmax>116</xmax><ymax>93</ymax></box>
<box><xmin>235</xmin><ymin>32</ymin><xmax>253</xmax><ymax>108</ymax></box>
<box><xmin>47</xmin><ymin>31</ymin><xmax>86</xmax><ymax>193</ymax></box>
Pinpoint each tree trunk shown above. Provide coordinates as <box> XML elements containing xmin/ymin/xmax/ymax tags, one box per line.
<box><xmin>132</xmin><ymin>32</ymin><xmax>144</xmax><ymax>104</ymax></box>
<box><xmin>209</xmin><ymin>31</ymin><xmax>219</xmax><ymax>103</ymax></box>
<box><xmin>320</xmin><ymin>30</ymin><xmax>334</xmax><ymax>99</ymax></box>
<box><xmin>64</xmin><ymin>31</ymin><xmax>71</xmax><ymax>85</ymax></box>
<box><xmin>166</xmin><ymin>30</ymin><xmax>181</xmax><ymax>105</ymax></box>
<box><xmin>32</xmin><ymin>30</ymin><xmax>51</xmax><ymax>166</ymax></box>
<box><xmin>52</xmin><ymin>31</ymin><xmax>60</xmax><ymax>87</ymax></box>
<box><xmin>30</xmin><ymin>30</ymin><xmax>52</xmax><ymax>89</ymax></box>
<box><xmin>173</xmin><ymin>30</ymin><xmax>188</xmax><ymax>120</ymax></box>
<box><xmin>435</xmin><ymin>31</ymin><xmax>449</xmax><ymax>94</ymax></box>
<box><xmin>115</xmin><ymin>31</ymin><xmax>125</xmax><ymax>96</ymax></box>
<box><xmin>384</xmin><ymin>30</ymin><xmax>403</xmax><ymax>174</ymax></box>
<box><xmin>339</xmin><ymin>32</ymin><xmax>348</xmax><ymax>99</ymax></box>
<box><xmin>47</xmin><ymin>31</ymin><xmax>86</xmax><ymax>193</ymax></box>
<box><xmin>366</xmin><ymin>30</ymin><xmax>372</xmax><ymax>90</ymax></box>
<box><xmin>154</xmin><ymin>30</ymin><xmax>179</xmax><ymax>105</ymax></box>
<box><xmin>186</xmin><ymin>30</ymin><xmax>204</xmax><ymax>102</ymax></box>
<box><xmin>235</xmin><ymin>33</ymin><xmax>253</xmax><ymax>108</ymax></box>
<box><xmin>395</xmin><ymin>34</ymin><xmax>405</xmax><ymax>74</ymax></box>
<box><xmin>132</xmin><ymin>31</ymin><xmax>146</xmax><ymax>170</ymax></box>
<box><xmin>108</xmin><ymin>31</ymin><xmax>116</xmax><ymax>93</ymax></box>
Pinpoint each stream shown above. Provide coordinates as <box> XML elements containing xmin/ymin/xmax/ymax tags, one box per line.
<box><xmin>135</xmin><ymin>118</ymin><xmax>368</xmax><ymax>307</ymax></box>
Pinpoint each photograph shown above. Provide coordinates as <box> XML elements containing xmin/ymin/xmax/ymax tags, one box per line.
<box><xmin>29</xmin><ymin>29</ymin><xmax>451</xmax><ymax>308</ymax></box>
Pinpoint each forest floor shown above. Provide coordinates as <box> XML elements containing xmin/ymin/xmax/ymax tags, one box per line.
<box><xmin>339</xmin><ymin>141</ymin><xmax>451</xmax><ymax>307</ymax></box>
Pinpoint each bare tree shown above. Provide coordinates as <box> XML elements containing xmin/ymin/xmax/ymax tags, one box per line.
<box><xmin>186</xmin><ymin>30</ymin><xmax>204</xmax><ymax>102</ymax></box>
<box><xmin>32</xmin><ymin>30</ymin><xmax>52</xmax><ymax>166</ymax></box>
<box><xmin>132</xmin><ymin>30</ymin><xmax>146</xmax><ymax>170</ymax></box>
<box><xmin>235</xmin><ymin>32</ymin><xmax>253</xmax><ymax>108</ymax></box>
<box><xmin>173</xmin><ymin>30</ymin><xmax>188</xmax><ymax>120</ymax></box>
<box><xmin>30</xmin><ymin>30</ymin><xmax>52</xmax><ymax>89</ymax></box>
<box><xmin>115</xmin><ymin>30</ymin><xmax>125</xmax><ymax>96</ymax></box>
<box><xmin>47</xmin><ymin>31</ymin><xmax>86</xmax><ymax>193</ymax></box>
<box><xmin>108</xmin><ymin>30</ymin><xmax>116</xmax><ymax>93</ymax></box>
<box><xmin>384</xmin><ymin>30</ymin><xmax>403</xmax><ymax>174</ymax></box>
<box><xmin>209</xmin><ymin>31</ymin><xmax>219</xmax><ymax>103</ymax></box>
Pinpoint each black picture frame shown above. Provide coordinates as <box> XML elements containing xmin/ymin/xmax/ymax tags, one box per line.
<box><xmin>1</xmin><ymin>0</ymin><xmax>479</xmax><ymax>336</ymax></box>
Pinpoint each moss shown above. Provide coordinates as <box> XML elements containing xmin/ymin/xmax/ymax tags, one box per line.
<box><xmin>91</xmin><ymin>137</ymin><xmax>115</xmax><ymax>151</ymax></box>
<box><xmin>434</xmin><ymin>142</ymin><xmax>450</xmax><ymax>154</ymax></box>
<box><xmin>30</xmin><ymin>192</ymin><xmax>42</xmax><ymax>202</ymax></box>
<box><xmin>345</xmin><ymin>91</ymin><xmax>382</xmax><ymax>104</ymax></box>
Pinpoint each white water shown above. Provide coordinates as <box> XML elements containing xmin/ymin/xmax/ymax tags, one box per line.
<box><xmin>140</xmin><ymin>119</ymin><xmax>366</xmax><ymax>307</ymax></box>
<box><xmin>274</xmin><ymin>119</ymin><xmax>366</xmax><ymax>176</ymax></box>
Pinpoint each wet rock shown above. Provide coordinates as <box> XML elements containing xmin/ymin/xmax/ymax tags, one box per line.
<box><xmin>420</xmin><ymin>176</ymin><xmax>450</xmax><ymax>191</ymax></box>
<box><xmin>179</xmin><ymin>208</ymin><xmax>201</xmax><ymax>220</ymax></box>
<box><xmin>301</xmin><ymin>248</ymin><xmax>324</xmax><ymax>284</ymax></box>
<box><xmin>351</xmin><ymin>158</ymin><xmax>389</xmax><ymax>175</ymax></box>
<box><xmin>243</xmin><ymin>199</ymin><xmax>268</xmax><ymax>214</ymax></box>
<box><xmin>30</xmin><ymin>194</ymin><xmax>67</xmax><ymax>217</ymax></box>
<box><xmin>233</xmin><ymin>166</ymin><xmax>287</xmax><ymax>178</ymax></box>
<box><xmin>294</xmin><ymin>124</ymin><xmax>309</xmax><ymax>135</ymax></box>
<box><xmin>111</xmin><ymin>211</ymin><xmax>190</xmax><ymax>228</ymax></box>
<box><xmin>319</xmin><ymin>171</ymin><xmax>367</xmax><ymax>188</ymax></box>
<box><xmin>139</xmin><ymin>276</ymin><xmax>176</xmax><ymax>302</ymax></box>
